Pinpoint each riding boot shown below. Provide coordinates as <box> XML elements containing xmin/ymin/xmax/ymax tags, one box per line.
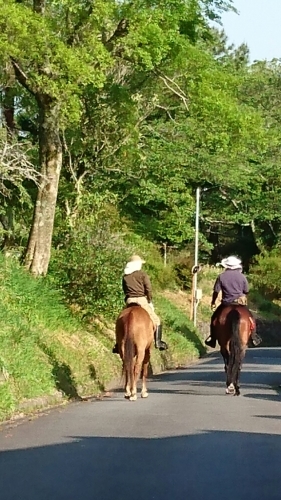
<box><xmin>205</xmin><ymin>324</ymin><xmax>216</xmax><ymax>348</ymax></box>
<box><xmin>112</xmin><ymin>343</ymin><xmax>119</xmax><ymax>354</ymax></box>
<box><xmin>154</xmin><ymin>325</ymin><xmax>168</xmax><ymax>350</ymax></box>
<box><xmin>250</xmin><ymin>331</ymin><xmax>262</xmax><ymax>347</ymax></box>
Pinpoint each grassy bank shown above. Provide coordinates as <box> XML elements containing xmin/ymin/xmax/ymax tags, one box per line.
<box><xmin>0</xmin><ymin>255</ymin><xmax>205</xmax><ymax>422</ymax></box>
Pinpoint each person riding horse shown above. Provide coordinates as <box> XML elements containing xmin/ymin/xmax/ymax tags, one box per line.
<box><xmin>205</xmin><ymin>256</ymin><xmax>262</xmax><ymax>348</ymax></box>
<box><xmin>112</xmin><ymin>255</ymin><xmax>168</xmax><ymax>353</ymax></box>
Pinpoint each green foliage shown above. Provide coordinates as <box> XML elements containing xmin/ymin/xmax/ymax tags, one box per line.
<box><xmin>155</xmin><ymin>296</ymin><xmax>206</xmax><ymax>359</ymax></box>
<box><xmin>0</xmin><ymin>251</ymin><xmax>205</xmax><ymax>421</ymax></box>
<box><xmin>0</xmin><ymin>252</ymin><xmax>122</xmax><ymax>421</ymax></box>
<box><xmin>172</xmin><ymin>250</ymin><xmax>194</xmax><ymax>290</ymax></box>
<box><xmin>50</xmin><ymin>192</ymin><xmax>178</xmax><ymax>318</ymax></box>
<box><xmin>249</xmin><ymin>251</ymin><xmax>281</xmax><ymax>299</ymax></box>
<box><xmin>50</xmin><ymin>193</ymin><xmax>127</xmax><ymax>318</ymax></box>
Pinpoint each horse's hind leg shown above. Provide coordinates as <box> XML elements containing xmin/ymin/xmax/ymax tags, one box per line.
<box><xmin>124</xmin><ymin>368</ymin><xmax>131</xmax><ymax>399</ymax></box>
<box><xmin>221</xmin><ymin>347</ymin><xmax>235</xmax><ymax>394</ymax></box>
<box><xmin>130</xmin><ymin>349</ymin><xmax>145</xmax><ymax>401</ymax></box>
<box><xmin>141</xmin><ymin>350</ymin><xmax>150</xmax><ymax>399</ymax></box>
<box><xmin>220</xmin><ymin>347</ymin><xmax>229</xmax><ymax>374</ymax></box>
<box><xmin>234</xmin><ymin>347</ymin><xmax>246</xmax><ymax>396</ymax></box>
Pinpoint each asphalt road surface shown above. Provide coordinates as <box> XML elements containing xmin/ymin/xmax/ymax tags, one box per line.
<box><xmin>0</xmin><ymin>347</ymin><xmax>281</xmax><ymax>500</ymax></box>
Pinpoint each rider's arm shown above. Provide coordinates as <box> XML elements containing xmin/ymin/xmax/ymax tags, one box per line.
<box><xmin>211</xmin><ymin>290</ymin><xmax>219</xmax><ymax>305</ymax></box>
<box><xmin>143</xmin><ymin>273</ymin><xmax>153</xmax><ymax>302</ymax></box>
<box><xmin>122</xmin><ymin>277</ymin><xmax>128</xmax><ymax>302</ymax></box>
<box><xmin>243</xmin><ymin>276</ymin><xmax>249</xmax><ymax>295</ymax></box>
<box><xmin>211</xmin><ymin>277</ymin><xmax>221</xmax><ymax>306</ymax></box>
<box><xmin>122</xmin><ymin>277</ymin><xmax>126</xmax><ymax>295</ymax></box>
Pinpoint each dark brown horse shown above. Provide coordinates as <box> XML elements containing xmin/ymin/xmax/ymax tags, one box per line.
<box><xmin>212</xmin><ymin>305</ymin><xmax>252</xmax><ymax>396</ymax></box>
<box><xmin>115</xmin><ymin>304</ymin><xmax>154</xmax><ymax>401</ymax></box>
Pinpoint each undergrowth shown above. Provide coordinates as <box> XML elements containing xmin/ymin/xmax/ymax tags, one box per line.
<box><xmin>0</xmin><ymin>254</ymin><xmax>205</xmax><ymax>422</ymax></box>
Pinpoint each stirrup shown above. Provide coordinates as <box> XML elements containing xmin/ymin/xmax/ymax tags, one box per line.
<box><xmin>251</xmin><ymin>333</ymin><xmax>262</xmax><ymax>347</ymax></box>
<box><xmin>112</xmin><ymin>344</ymin><xmax>119</xmax><ymax>354</ymax></box>
<box><xmin>205</xmin><ymin>336</ymin><xmax>216</xmax><ymax>348</ymax></box>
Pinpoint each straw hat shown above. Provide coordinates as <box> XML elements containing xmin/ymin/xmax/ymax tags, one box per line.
<box><xmin>128</xmin><ymin>255</ymin><xmax>146</xmax><ymax>264</ymax></box>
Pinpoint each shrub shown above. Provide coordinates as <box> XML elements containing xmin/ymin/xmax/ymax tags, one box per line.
<box><xmin>171</xmin><ymin>250</ymin><xmax>194</xmax><ymax>290</ymax></box>
<box><xmin>50</xmin><ymin>193</ymin><xmax>177</xmax><ymax>319</ymax></box>
<box><xmin>249</xmin><ymin>251</ymin><xmax>281</xmax><ymax>299</ymax></box>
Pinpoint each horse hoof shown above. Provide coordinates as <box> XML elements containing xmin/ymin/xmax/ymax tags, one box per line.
<box><xmin>141</xmin><ymin>391</ymin><xmax>148</xmax><ymax>399</ymax></box>
<box><xmin>226</xmin><ymin>383</ymin><xmax>235</xmax><ymax>395</ymax></box>
<box><xmin>129</xmin><ymin>394</ymin><xmax>137</xmax><ymax>401</ymax></box>
<box><xmin>124</xmin><ymin>393</ymin><xmax>131</xmax><ymax>399</ymax></box>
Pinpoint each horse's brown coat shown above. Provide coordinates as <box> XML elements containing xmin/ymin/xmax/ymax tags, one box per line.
<box><xmin>115</xmin><ymin>305</ymin><xmax>154</xmax><ymax>401</ymax></box>
<box><xmin>212</xmin><ymin>304</ymin><xmax>252</xmax><ymax>395</ymax></box>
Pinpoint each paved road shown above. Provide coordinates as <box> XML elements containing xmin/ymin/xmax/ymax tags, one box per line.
<box><xmin>0</xmin><ymin>347</ymin><xmax>281</xmax><ymax>500</ymax></box>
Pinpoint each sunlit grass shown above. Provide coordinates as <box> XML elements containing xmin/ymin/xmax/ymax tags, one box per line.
<box><xmin>0</xmin><ymin>254</ymin><xmax>205</xmax><ymax>421</ymax></box>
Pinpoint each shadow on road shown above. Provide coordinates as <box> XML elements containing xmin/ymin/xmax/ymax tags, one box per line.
<box><xmin>110</xmin><ymin>347</ymin><xmax>281</xmax><ymax>401</ymax></box>
<box><xmin>0</xmin><ymin>430</ymin><xmax>281</xmax><ymax>500</ymax></box>
<box><xmin>144</xmin><ymin>348</ymin><xmax>281</xmax><ymax>400</ymax></box>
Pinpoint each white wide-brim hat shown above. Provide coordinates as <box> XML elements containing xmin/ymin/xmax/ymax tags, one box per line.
<box><xmin>128</xmin><ymin>254</ymin><xmax>146</xmax><ymax>264</ymax></box>
<box><xmin>124</xmin><ymin>254</ymin><xmax>146</xmax><ymax>275</ymax></box>
<box><xmin>221</xmin><ymin>256</ymin><xmax>242</xmax><ymax>270</ymax></box>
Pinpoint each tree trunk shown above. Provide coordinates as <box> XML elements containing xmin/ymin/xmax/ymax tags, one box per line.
<box><xmin>24</xmin><ymin>98</ymin><xmax>62</xmax><ymax>275</ymax></box>
<box><xmin>2</xmin><ymin>86</ymin><xmax>16</xmax><ymax>137</ymax></box>
<box><xmin>33</xmin><ymin>0</ymin><xmax>45</xmax><ymax>15</ymax></box>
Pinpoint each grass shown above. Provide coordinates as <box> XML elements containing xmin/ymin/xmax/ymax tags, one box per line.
<box><xmin>0</xmin><ymin>254</ymin><xmax>205</xmax><ymax>422</ymax></box>
<box><xmin>154</xmin><ymin>296</ymin><xmax>206</xmax><ymax>369</ymax></box>
<box><xmin>0</xmin><ymin>255</ymin><xmax>122</xmax><ymax>421</ymax></box>
<box><xmin>2</xmin><ymin>256</ymin><xmax>279</xmax><ymax>423</ymax></box>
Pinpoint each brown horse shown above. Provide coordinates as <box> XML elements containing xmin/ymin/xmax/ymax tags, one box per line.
<box><xmin>115</xmin><ymin>304</ymin><xmax>154</xmax><ymax>401</ymax></box>
<box><xmin>212</xmin><ymin>305</ymin><xmax>252</xmax><ymax>396</ymax></box>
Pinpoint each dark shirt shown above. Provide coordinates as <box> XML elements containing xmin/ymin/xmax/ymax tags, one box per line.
<box><xmin>122</xmin><ymin>270</ymin><xmax>152</xmax><ymax>302</ymax></box>
<box><xmin>214</xmin><ymin>269</ymin><xmax>249</xmax><ymax>304</ymax></box>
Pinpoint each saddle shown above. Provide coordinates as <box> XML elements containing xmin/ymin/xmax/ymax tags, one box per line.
<box><xmin>213</xmin><ymin>297</ymin><xmax>255</xmax><ymax>331</ymax></box>
<box><xmin>233</xmin><ymin>296</ymin><xmax>247</xmax><ymax>306</ymax></box>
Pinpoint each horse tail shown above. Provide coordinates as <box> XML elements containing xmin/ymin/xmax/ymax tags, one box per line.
<box><xmin>228</xmin><ymin>309</ymin><xmax>243</xmax><ymax>384</ymax></box>
<box><xmin>122</xmin><ymin>310</ymin><xmax>135</xmax><ymax>391</ymax></box>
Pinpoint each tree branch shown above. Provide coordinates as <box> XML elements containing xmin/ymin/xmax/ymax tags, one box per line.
<box><xmin>104</xmin><ymin>19</ymin><xmax>130</xmax><ymax>52</ymax></box>
<box><xmin>203</xmin><ymin>218</ymin><xmax>251</xmax><ymax>226</ymax></box>
<box><xmin>0</xmin><ymin>140</ymin><xmax>45</xmax><ymax>197</ymax></box>
<box><xmin>155</xmin><ymin>71</ymin><xmax>189</xmax><ymax>111</ymax></box>
<box><xmin>10</xmin><ymin>57</ymin><xmax>37</xmax><ymax>97</ymax></box>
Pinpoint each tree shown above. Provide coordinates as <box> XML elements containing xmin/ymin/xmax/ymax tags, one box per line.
<box><xmin>0</xmin><ymin>0</ymin><xmax>234</xmax><ymax>274</ymax></box>
<box><xmin>0</xmin><ymin>0</ymin><xmax>113</xmax><ymax>273</ymax></box>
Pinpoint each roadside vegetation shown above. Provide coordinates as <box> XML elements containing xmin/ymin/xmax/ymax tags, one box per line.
<box><xmin>1</xmin><ymin>1</ymin><xmax>281</xmax><ymax>422</ymax></box>
<box><xmin>0</xmin><ymin>254</ymin><xmax>205</xmax><ymax>422</ymax></box>
<box><xmin>1</xmin><ymin>252</ymin><xmax>281</xmax><ymax>423</ymax></box>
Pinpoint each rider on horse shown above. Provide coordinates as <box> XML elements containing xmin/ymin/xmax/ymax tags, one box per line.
<box><xmin>112</xmin><ymin>254</ymin><xmax>168</xmax><ymax>353</ymax></box>
<box><xmin>205</xmin><ymin>256</ymin><xmax>262</xmax><ymax>348</ymax></box>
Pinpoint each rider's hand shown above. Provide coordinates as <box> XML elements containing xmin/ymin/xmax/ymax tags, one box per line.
<box><xmin>211</xmin><ymin>303</ymin><xmax>216</xmax><ymax>311</ymax></box>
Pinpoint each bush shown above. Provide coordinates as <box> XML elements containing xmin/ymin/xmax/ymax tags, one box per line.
<box><xmin>50</xmin><ymin>195</ymin><xmax>127</xmax><ymax>318</ymax></box>
<box><xmin>50</xmin><ymin>193</ymin><xmax>177</xmax><ymax>319</ymax></box>
<box><xmin>171</xmin><ymin>250</ymin><xmax>194</xmax><ymax>290</ymax></box>
<box><xmin>249</xmin><ymin>251</ymin><xmax>281</xmax><ymax>299</ymax></box>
